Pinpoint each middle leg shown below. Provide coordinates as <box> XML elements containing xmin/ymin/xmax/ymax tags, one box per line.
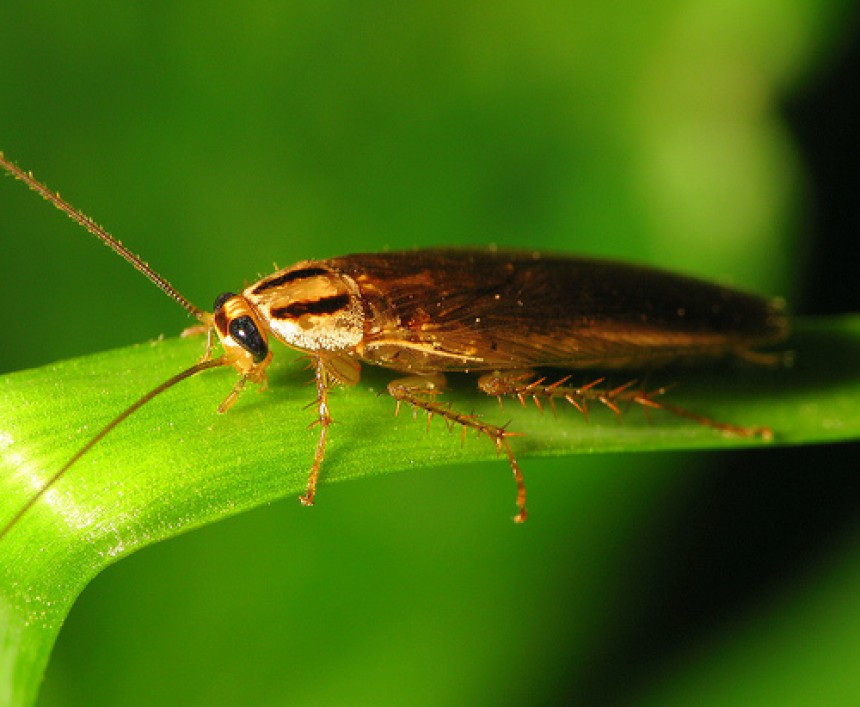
<box><xmin>387</xmin><ymin>373</ymin><xmax>528</xmax><ymax>523</ymax></box>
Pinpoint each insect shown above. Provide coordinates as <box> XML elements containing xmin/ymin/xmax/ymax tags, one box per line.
<box><xmin>0</xmin><ymin>152</ymin><xmax>788</xmax><ymax>537</ymax></box>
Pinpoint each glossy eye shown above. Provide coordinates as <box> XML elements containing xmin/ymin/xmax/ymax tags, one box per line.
<box><xmin>229</xmin><ymin>315</ymin><xmax>268</xmax><ymax>363</ymax></box>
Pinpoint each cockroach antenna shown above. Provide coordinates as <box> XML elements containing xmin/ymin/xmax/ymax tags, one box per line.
<box><xmin>0</xmin><ymin>153</ymin><xmax>227</xmax><ymax>541</ymax></box>
<box><xmin>0</xmin><ymin>152</ymin><xmax>206</xmax><ymax>321</ymax></box>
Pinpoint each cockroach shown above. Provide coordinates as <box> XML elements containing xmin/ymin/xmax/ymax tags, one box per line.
<box><xmin>0</xmin><ymin>152</ymin><xmax>788</xmax><ymax>536</ymax></box>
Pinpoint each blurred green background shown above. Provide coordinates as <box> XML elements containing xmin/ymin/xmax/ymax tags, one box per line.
<box><xmin>2</xmin><ymin>1</ymin><xmax>860</xmax><ymax>705</ymax></box>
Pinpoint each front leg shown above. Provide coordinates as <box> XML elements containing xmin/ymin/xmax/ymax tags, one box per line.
<box><xmin>387</xmin><ymin>374</ymin><xmax>528</xmax><ymax>523</ymax></box>
<box><xmin>181</xmin><ymin>316</ymin><xmax>218</xmax><ymax>364</ymax></box>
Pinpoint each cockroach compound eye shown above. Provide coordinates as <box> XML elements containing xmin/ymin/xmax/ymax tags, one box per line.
<box><xmin>0</xmin><ymin>152</ymin><xmax>788</xmax><ymax>537</ymax></box>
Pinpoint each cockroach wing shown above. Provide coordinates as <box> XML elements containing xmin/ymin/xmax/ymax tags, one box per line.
<box><xmin>328</xmin><ymin>249</ymin><xmax>787</xmax><ymax>373</ymax></box>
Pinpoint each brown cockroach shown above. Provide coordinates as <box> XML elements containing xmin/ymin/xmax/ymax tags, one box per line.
<box><xmin>0</xmin><ymin>153</ymin><xmax>788</xmax><ymax>536</ymax></box>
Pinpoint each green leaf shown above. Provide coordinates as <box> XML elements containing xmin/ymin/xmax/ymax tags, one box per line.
<box><xmin>1</xmin><ymin>314</ymin><xmax>859</xmax><ymax>704</ymax></box>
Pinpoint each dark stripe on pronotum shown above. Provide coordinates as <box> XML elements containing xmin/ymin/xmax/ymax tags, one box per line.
<box><xmin>252</xmin><ymin>267</ymin><xmax>331</xmax><ymax>294</ymax></box>
<box><xmin>271</xmin><ymin>294</ymin><xmax>351</xmax><ymax>319</ymax></box>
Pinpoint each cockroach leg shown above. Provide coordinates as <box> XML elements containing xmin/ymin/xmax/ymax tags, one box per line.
<box><xmin>388</xmin><ymin>374</ymin><xmax>528</xmax><ymax>523</ymax></box>
<box><xmin>298</xmin><ymin>354</ymin><xmax>361</xmax><ymax>507</ymax></box>
<box><xmin>200</xmin><ymin>325</ymin><xmax>217</xmax><ymax>362</ymax></box>
<box><xmin>478</xmin><ymin>371</ymin><xmax>773</xmax><ymax>440</ymax></box>
<box><xmin>217</xmin><ymin>375</ymin><xmax>250</xmax><ymax>414</ymax></box>
<box><xmin>181</xmin><ymin>323</ymin><xmax>209</xmax><ymax>338</ymax></box>
<box><xmin>643</xmin><ymin>396</ymin><xmax>774</xmax><ymax>441</ymax></box>
<box><xmin>181</xmin><ymin>315</ymin><xmax>219</xmax><ymax>364</ymax></box>
<box><xmin>733</xmin><ymin>346</ymin><xmax>791</xmax><ymax>368</ymax></box>
<box><xmin>300</xmin><ymin>355</ymin><xmax>334</xmax><ymax>507</ymax></box>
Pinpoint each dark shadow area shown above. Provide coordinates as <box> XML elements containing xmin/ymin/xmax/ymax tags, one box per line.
<box><xmin>559</xmin><ymin>17</ymin><xmax>860</xmax><ymax>706</ymax></box>
<box><xmin>788</xmin><ymin>26</ymin><xmax>860</xmax><ymax>315</ymax></box>
<box><xmin>566</xmin><ymin>443</ymin><xmax>860</xmax><ymax>705</ymax></box>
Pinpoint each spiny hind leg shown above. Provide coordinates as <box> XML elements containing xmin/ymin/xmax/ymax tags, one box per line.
<box><xmin>477</xmin><ymin>370</ymin><xmax>772</xmax><ymax>440</ymax></box>
<box><xmin>387</xmin><ymin>374</ymin><xmax>528</xmax><ymax>523</ymax></box>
